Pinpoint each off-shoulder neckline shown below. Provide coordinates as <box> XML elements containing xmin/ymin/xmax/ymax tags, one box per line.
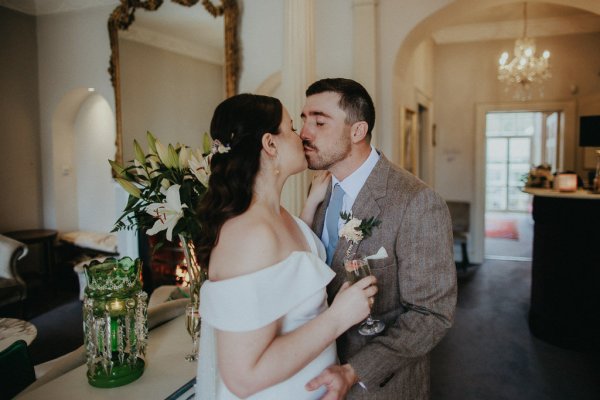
<box><xmin>204</xmin><ymin>251</ymin><xmax>326</xmax><ymax>285</ymax></box>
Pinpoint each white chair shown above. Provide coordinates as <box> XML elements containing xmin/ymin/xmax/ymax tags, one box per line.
<box><xmin>0</xmin><ymin>234</ymin><xmax>29</xmax><ymax>313</ymax></box>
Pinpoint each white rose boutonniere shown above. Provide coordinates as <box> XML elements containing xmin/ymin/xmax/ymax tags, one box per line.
<box><xmin>339</xmin><ymin>211</ymin><xmax>381</xmax><ymax>258</ymax></box>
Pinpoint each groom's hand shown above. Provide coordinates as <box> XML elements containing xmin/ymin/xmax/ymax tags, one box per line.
<box><xmin>305</xmin><ymin>364</ymin><xmax>358</xmax><ymax>400</ymax></box>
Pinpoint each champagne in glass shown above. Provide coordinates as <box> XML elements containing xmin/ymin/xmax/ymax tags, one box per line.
<box><xmin>185</xmin><ymin>304</ymin><xmax>200</xmax><ymax>362</ymax></box>
<box><xmin>344</xmin><ymin>255</ymin><xmax>385</xmax><ymax>336</ymax></box>
<box><xmin>345</xmin><ymin>258</ymin><xmax>372</xmax><ymax>283</ymax></box>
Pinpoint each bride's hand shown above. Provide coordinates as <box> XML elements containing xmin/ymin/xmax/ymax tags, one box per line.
<box><xmin>330</xmin><ymin>276</ymin><xmax>378</xmax><ymax>329</ymax></box>
<box><xmin>300</xmin><ymin>171</ymin><xmax>331</xmax><ymax>226</ymax></box>
<box><xmin>307</xmin><ymin>171</ymin><xmax>331</xmax><ymax>205</ymax></box>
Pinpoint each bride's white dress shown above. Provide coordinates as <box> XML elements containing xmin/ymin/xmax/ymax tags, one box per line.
<box><xmin>196</xmin><ymin>217</ymin><xmax>337</xmax><ymax>399</ymax></box>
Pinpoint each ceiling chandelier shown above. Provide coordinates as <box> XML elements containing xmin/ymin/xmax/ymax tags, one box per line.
<box><xmin>498</xmin><ymin>2</ymin><xmax>551</xmax><ymax>100</ymax></box>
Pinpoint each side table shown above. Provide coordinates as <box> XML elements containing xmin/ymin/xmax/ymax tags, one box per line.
<box><xmin>4</xmin><ymin>229</ymin><xmax>58</xmax><ymax>283</ymax></box>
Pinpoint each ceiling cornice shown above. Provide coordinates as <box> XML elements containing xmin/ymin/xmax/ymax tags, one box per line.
<box><xmin>0</xmin><ymin>0</ymin><xmax>117</xmax><ymax>16</ymax></box>
<box><xmin>433</xmin><ymin>14</ymin><xmax>600</xmax><ymax>44</ymax></box>
<box><xmin>120</xmin><ymin>25</ymin><xmax>224</xmax><ymax>66</ymax></box>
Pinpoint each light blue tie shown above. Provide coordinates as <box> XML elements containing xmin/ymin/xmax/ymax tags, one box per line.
<box><xmin>326</xmin><ymin>183</ymin><xmax>345</xmax><ymax>265</ymax></box>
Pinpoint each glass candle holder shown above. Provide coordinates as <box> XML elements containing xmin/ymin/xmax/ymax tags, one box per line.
<box><xmin>82</xmin><ymin>257</ymin><xmax>148</xmax><ymax>388</ymax></box>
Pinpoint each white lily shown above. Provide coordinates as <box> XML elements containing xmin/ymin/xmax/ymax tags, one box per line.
<box><xmin>145</xmin><ymin>184</ymin><xmax>187</xmax><ymax>241</ymax></box>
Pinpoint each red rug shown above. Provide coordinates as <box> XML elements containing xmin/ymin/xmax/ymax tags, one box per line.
<box><xmin>485</xmin><ymin>219</ymin><xmax>519</xmax><ymax>240</ymax></box>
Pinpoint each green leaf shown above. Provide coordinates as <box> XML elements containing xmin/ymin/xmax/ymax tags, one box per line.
<box><xmin>340</xmin><ymin>211</ymin><xmax>352</xmax><ymax>222</ymax></box>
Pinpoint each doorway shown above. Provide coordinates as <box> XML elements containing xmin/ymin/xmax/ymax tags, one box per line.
<box><xmin>484</xmin><ymin>111</ymin><xmax>561</xmax><ymax>260</ymax></box>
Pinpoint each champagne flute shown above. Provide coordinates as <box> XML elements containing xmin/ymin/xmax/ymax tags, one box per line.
<box><xmin>185</xmin><ymin>303</ymin><xmax>200</xmax><ymax>361</ymax></box>
<box><xmin>344</xmin><ymin>255</ymin><xmax>385</xmax><ymax>336</ymax></box>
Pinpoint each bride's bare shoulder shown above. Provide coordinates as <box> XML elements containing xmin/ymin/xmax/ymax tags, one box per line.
<box><xmin>209</xmin><ymin>214</ymin><xmax>280</xmax><ymax>280</ymax></box>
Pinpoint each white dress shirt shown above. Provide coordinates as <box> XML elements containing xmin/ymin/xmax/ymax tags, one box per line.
<box><xmin>321</xmin><ymin>146</ymin><xmax>380</xmax><ymax>248</ymax></box>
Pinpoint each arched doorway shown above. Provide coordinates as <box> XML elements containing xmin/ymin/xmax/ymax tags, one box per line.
<box><xmin>390</xmin><ymin>0</ymin><xmax>600</xmax><ymax>264</ymax></box>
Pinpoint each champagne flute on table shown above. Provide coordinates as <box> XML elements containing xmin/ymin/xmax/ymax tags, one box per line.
<box><xmin>344</xmin><ymin>254</ymin><xmax>385</xmax><ymax>336</ymax></box>
<box><xmin>185</xmin><ymin>303</ymin><xmax>200</xmax><ymax>361</ymax></box>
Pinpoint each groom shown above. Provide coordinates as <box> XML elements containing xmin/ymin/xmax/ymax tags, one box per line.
<box><xmin>301</xmin><ymin>78</ymin><xmax>457</xmax><ymax>399</ymax></box>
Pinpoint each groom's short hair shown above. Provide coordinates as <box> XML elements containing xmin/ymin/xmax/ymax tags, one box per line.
<box><xmin>306</xmin><ymin>78</ymin><xmax>375</xmax><ymax>138</ymax></box>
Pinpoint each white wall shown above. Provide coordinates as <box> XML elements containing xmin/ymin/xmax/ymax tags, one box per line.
<box><xmin>74</xmin><ymin>94</ymin><xmax>117</xmax><ymax>232</ymax></box>
<box><xmin>238</xmin><ymin>0</ymin><xmax>283</xmax><ymax>93</ymax></box>
<box><xmin>314</xmin><ymin>0</ymin><xmax>353</xmax><ymax>80</ymax></box>
<box><xmin>433</xmin><ymin>32</ymin><xmax>600</xmax><ymax>202</ymax></box>
<box><xmin>119</xmin><ymin>39</ymin><xmax>224</xmax><ymax>161</ymax></box>
<box><xmin>37</xmin><ymin>4</ymin><xmax>116</xmax><ymax>231</ymax></box>
<box><xmin>9</xmin><ymin>0</ymin><xmax>600</xmax><ymax>242</ymax></box>
<box><xmin>240</xmin><ymin>0</ymin><xmax>354</xmax><ymax>96</ymax></box>
<box><xmin>0</xmin><ymin>7</ymin><xmax>42</xmax><ymax>232</ymax></box>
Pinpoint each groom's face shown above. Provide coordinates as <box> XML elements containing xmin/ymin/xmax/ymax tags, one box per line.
<box><xmin>300</xmin><ymin>91</ymin><xmax>352</xmax><ymax>171</ymax></box>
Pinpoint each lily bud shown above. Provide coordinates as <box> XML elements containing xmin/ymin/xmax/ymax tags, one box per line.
<box><xmin>155</xmin><ymin>141</ymin><xmax>171</xmax><ymax>168</ymax></box>
<box><xmin>202</xmin><ymin>132</ymin><xmax>212</xmax><ymax>155</ymax></box>
<box><xmin>178</xmin><ymin>146</ymin><xmax>190</xmax><ymax>170</ymax></box>
<box><xmin>115</xmin><ymin>177</ymin><xmax>141</xmax><ymax>198</ymax></box>
<box><xmin>146</xmin><ymin>131</ymin><xmax>158</xmax><ymax>155</ymax></box>
<box><xmin>109</xmin><ymin>160</ymin><xmax>126</xmax><ymax>177</ymax></box>
<box><xmin>133</xmin><ymin>140</ymin><xmax>146</xmax><ymax>165</ymax></box>
<box><xmin>167</xmin><ymin>144</ymin><xmax>179</xmax><ymax>170</ymax></box>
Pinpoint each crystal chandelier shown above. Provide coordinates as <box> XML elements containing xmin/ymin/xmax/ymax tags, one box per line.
<box><xmin>498</xmin><ymin>3</ymin><xmax>551</xmax><ymax>100</ymax></box>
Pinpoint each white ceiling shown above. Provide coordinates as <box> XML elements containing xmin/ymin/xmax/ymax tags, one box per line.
<box><xmin>2</xmin><ymin>0</ymin><xmax>599</xmax><ymax>48</ymax></box>
<box><xmin>432</xmin><ymin>2</ymin><xmax>600</xmax><ymax>44</ymax></box>
<box><xmin>0</xmin><ymin>0</ymin><xmax>116</xmax><ymax>15</ymax></box>
<box><xmin>0</xmin><ymin>0</ymin><xmax>224</xmax><ymax>50</ymax></box>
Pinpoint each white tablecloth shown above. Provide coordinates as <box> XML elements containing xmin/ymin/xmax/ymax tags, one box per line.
<box><xmin>18</xmin><ymin>314</ymin><xmax>196</xmax><ymax>399</ymax></box>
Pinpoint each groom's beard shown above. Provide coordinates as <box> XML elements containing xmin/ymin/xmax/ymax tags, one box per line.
<box><xmin>302</xmin><ymin>138</ymin><xmax>351</xmax><ymax>171</ymax></box>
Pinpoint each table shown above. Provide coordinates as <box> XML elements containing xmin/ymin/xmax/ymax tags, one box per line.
<box><xmin>4</xmin><ymin>229</ymin><xmax>58</xmax><ymax>282</ymax></box>
<box><xmin>523</xmin><ymin>188</ymin><xmax>600</xmax><ymax>351</ymax></box>
<box><xmin>0</xmin><ymin>318</ymin><xmax>37</xmax><ymax>351</ymax></box>
<box><xmin>18</xmin><ymin>314</ymin><xmax>197</xmax><ymax>399</ymax></box>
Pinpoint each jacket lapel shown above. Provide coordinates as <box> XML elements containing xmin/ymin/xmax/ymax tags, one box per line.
<box><xmin>331</xmin><ymin>154</ymin><xmax>390</xmax><ymax>268</ymax></box>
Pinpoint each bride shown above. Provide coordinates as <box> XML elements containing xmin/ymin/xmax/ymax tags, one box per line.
<box><xmin>195</xmin><ymin>94</ymin><xmax>376</xmax><ymax>399</ymax></box>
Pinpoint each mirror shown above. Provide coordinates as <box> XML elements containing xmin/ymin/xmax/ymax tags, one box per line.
<box><xmin>108</xmin><ymin>0</ymin><xmax>240</xmax><ymax>165</ymax></box>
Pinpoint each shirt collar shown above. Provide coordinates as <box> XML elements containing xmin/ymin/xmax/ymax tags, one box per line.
<box><xmin>332</xmin><ymin>146</ymin><xmax>380</xmax><ymax>203</ymax></box>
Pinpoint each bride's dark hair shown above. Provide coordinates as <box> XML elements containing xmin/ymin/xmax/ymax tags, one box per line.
<box><xmin>196</xmin><ymin>93</ymin><xmax>283</xmax><ymax>269</ymax></box>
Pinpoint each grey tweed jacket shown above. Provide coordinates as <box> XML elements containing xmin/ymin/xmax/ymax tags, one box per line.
<box><xmin>312</xmin><ymin>153</ymin><xmax>457</xmax><ymax>399</ymax></box>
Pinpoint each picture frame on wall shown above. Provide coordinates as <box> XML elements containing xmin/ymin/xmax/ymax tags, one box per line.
<box><xmin>401</xmin><ymin>107</ymin><xmax>417</xmax><ymax>174</ymax></box>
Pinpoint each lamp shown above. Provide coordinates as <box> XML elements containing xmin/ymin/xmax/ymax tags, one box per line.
<box><xmin>82</xmin><ymin>257</ymin><xmax>148</xmax><ymax>388</ymax></box>
<box><xmin>498</xmin><ymin>2</ymin><xmax>551</xmax><ymax>100</ymax></box>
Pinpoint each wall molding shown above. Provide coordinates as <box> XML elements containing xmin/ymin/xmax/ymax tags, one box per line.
<box><xmin>120</xmin><ymin>25</ymin><xmax>223</xmax><ymax>65</ymax></box>
<box><xmin>0</xmin><ymin>0</ymin><xmax>117</xmax><ymax>16</ymax></box>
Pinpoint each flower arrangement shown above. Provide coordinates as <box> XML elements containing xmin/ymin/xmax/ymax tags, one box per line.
<box><xmin>109</xmin><ymin>131</ymin><xmax>227</xmax><ymax>245</ymax></box>
<box><xmin>523</xmin><ymin>163</ymin><xmax>553</xmax><ymax>188</ymax></box>
<box><xmin>339</xmin><ymin>211</ymin><xmax>381</xmax><ymax>258</ymax></box>
<box><xmin>109</xmin><ymin>131</ymin><xmax>228</xmax><ymax>306</ymax></box>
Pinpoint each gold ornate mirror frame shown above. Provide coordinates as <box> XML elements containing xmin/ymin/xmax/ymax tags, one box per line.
<box><xmin>108</xmin><ymin>0</ymin><xmax>240</xmax><ymax>165</ymax></box>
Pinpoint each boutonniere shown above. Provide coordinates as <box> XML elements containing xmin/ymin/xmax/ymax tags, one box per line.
<box><xmin>339</xmin><ymin>211</ymin><xmax>381</xmax><ymax>258</ymax></box>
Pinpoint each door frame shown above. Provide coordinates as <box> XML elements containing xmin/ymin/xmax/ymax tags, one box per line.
<box><xmin>415</xmin><ymin>89</ymin><xmax>435</xmax><ymax>185</ymax></box>
<box><xmin>473</xmin><ymin>100</ymin><xmax>576</xmax><ymax>264</ymax></box>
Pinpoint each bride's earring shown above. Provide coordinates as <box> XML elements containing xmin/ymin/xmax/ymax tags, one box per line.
<box><xmin>274</xmin><ymin>153</ymin><xmax>280</xmax><ymax>175</ymax></box>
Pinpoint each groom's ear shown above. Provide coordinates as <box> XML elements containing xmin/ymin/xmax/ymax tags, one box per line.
<box><xmin>351</xmin><ymin>121</ymin><xmax>368</xmax><ymax>143</ymax></box>
<box><xmin>261</xmin><ymin>132</ymin><xmax>278</xmax><ymax>157</ymax></box>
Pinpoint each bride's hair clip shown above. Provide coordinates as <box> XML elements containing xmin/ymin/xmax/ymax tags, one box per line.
<box><xmin>211</xmin><ymin>139</ymin><xmax>231</xmax><ymax>155</ymax></box>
